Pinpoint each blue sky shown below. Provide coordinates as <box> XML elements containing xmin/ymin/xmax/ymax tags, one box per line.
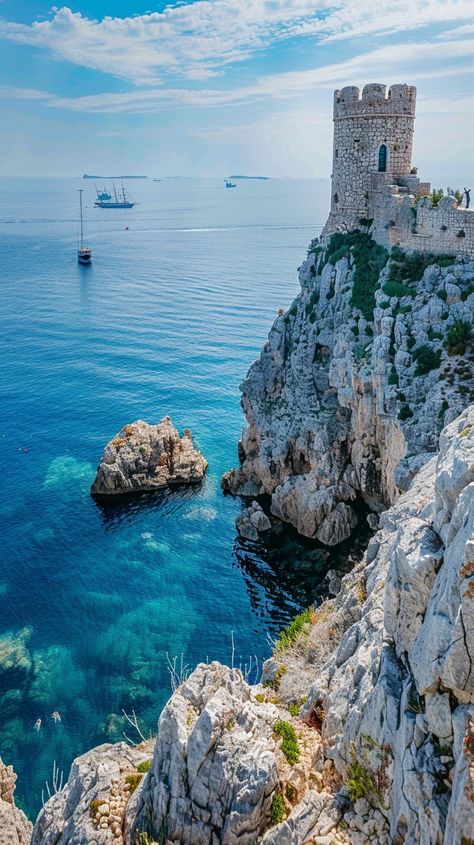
<box><xmin>0</xmin><ymin>0</ymin><xmax>473</xmax><ymax>177</ymax></box>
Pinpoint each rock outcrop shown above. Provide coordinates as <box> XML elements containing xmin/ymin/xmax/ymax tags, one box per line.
<box><xmin>223</xmin><ymin>239</ymin><xmax>474</xmax><ymax>544</ymax></box>
<box><xmin>31</xmin><ymin>742</ymin><xmax>152</xmax><ymax>845</ymax></box>
<box><xmin>0</xmin><ymin>758</ymin><xmax>32</xmax><ymax>845</ymax></box>
<box><xmin>91</xmin><ymin>417</ymin><xmax>207</xmax><ymax>496</ymax></box>
<box><xmin>236</xmin><ymin>500</ymin><xmax>272</xmax><ymax>541</ymax></box>
<box><xmin>32</xmin><ymin>406</ymin><xmax>473</xmax><ymax>845</ymax></box>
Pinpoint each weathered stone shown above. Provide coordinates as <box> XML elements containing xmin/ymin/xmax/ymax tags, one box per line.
<box><xmin>0</xmin><ymin>758</ymin><xmax>31</xmax><ymax>845</ymax></box>
<box><xmin>91</xmin><ymin>416</ymin><xmax>207</xmax><ymax>495</ymax></box>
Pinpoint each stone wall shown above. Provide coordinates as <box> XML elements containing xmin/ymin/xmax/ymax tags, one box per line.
<box><xmin>324</xmin><ymin>81</ymin><xmax>474</xmax><ymax>260</ymax></box>
<box><xmin>328</xmin><ymin>83</ymin><xmax>416</xmax><ymax>229</ymax></box>
<box><xmin>371</xmin><ymin>184</ymin><xmax>474</xmax><ymax>257</ymax></box>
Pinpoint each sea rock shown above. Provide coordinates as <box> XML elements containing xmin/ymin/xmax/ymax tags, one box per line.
<box><xmin>0</xmin><ymin>758</ymin><xmax>32</xmax><ymax>845</ymax></box>
<box><xmin>236</xmin><ymin>501</ymin><xmax>271</xmax><ymax>541</ymax></box>
<box><xmin>128</xmin><ymin>662</ymin><xmax>279</xmax><ymax>845</ymax></box>
<box><xmin>91</xmin><ymin>417</ymin><xmax>207</xmax><ymax>495</ymax></box>
<box><xmin>315</xmin><ymin>502</ymin><xmax>357</xmax><ymax>546</ymax></box>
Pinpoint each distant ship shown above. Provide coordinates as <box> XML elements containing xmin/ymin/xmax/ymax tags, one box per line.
<box><xmin>95</xmin><ymin>183</ymin><xmax>112</xmax><ymax>201</ymax></box>
<box><xmin>95</xmin><ymin>182</ymin><xmax>135</xmax><ymax>208</ymax></box>
<box><xmin>225</xmin><ymin>181</ymin><xmax>237</xmax><ymax>188</ymax></box>
<box><xmin>77</xmin><ymin>190</ymin><xmax>92</xmax><ymax>265</ymax></box>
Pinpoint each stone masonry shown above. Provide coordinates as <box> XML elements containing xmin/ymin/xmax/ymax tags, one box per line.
<box><xmin>323</xmin><ymin>83</ymin><xmax>474</xmax><ymax>258</ymax></box>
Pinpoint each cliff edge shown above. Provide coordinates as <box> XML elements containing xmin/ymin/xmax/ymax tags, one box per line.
<box><xmin>223</xmin><ymin>235</ymin><xmax>474</xmax><ymax>544</ymax></box>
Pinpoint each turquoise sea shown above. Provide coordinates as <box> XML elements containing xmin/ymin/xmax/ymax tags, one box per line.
<box><xmin>0</xmin><ymin>176</ymin><xmax>366</xmax><ymax>818</ymax></box>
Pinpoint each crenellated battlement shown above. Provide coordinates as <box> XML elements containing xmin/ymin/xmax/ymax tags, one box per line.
<box><xmin>334</xmin><ymin>83</ymin><xmax>417</xmax><ymax>119</ymax></box>
<box><xmin>323</xmin><ymin>81</ymin><xmax>474</xmax><ymax>258</ymax></box>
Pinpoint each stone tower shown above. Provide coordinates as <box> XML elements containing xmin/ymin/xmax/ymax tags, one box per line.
<box><xmin>325</xmin><ymin>83</ymin><xmax>417</xmax><ymax>232</ymax></box>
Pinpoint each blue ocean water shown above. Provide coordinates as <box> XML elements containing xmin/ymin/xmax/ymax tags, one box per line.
<box><xmin>0</xmin><ymin>176</ymin><xmax>348</xmax><ymax>818</ymax></box>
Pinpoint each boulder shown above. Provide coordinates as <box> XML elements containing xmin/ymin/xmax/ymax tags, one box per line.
<box><xmin>91</xmin><ymin>417</ymin><xmax>207</xmax><ymax>495</ymax></box>
<box><xmin>236</xmin><ymin>501</ymin><xmax>271</xmax><ymax>541</ymax></box>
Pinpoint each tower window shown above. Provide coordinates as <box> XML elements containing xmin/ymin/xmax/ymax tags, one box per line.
<box><xmin>378</xmin><ymin>144</ymin><xmax>387</xmax><ymax>172</ymax></box>
<box><xmin>334</xmin><ymin>192</ymin><xmax>339</xmax><ymax>204</ymax></box>
<box><xmin>335</xmin><ymin>149</ymin><xmax>339</xmax><ymax>159</ymax></box>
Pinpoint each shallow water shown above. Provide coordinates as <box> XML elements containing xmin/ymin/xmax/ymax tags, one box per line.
<box><xmin>0</xmin><ymin>175</ymin><xmax>354</xmax><ymax>818</ymax></box>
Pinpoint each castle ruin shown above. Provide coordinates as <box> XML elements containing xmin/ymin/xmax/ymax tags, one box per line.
<box><xmin>322</xmin><ymin>83</ymin><xmax>474</xmax><ymax>258</ymax></box>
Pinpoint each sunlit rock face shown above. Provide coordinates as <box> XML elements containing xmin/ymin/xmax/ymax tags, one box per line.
<box><xmin>224</xmin><ymin>246</ymin><xmax>474</xmax><ymax>546</ymax></box>
<box><xmin>0</xmin><ymin>758</ymin><xmax>31</xmax><ymax>845</ymax></box>
<box><xmin>91</xmin><ymin>416</ymin><xmax>208</xmax><ymax>495</ymax></box>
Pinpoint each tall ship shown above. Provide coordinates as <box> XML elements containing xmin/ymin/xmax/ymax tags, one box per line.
<box><xmin>77</xmin><ymin>189</ymin><xmax>92</xmax><ymax>265</ymax></box>
<box><xmin>94</xmin><ymin>182</ymin><xmax>135</xmax><ymax>208</ymax></box>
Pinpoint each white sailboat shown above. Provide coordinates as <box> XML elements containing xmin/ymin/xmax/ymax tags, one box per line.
<box><xmin>77</xmin><ymin>189</ymin><xmax>92</xmax><ymax>265</ymax></box>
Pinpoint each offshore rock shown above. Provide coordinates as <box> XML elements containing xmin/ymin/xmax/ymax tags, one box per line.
<box><xmin>91</xmin><ymin>417</ymin><xmax>207</xmax><ymax>495</ymax></box>
<box><xmin>224</xmin><ymin>247</ymin><xmax>474</xmax><ymax>542</ymax></box>
<box><xmin>236</xmin><ymin>500</ymin><xmax>271</xmax><ymax>541</ymax></box>
<box><xmin>128</xmin><ymin>662</ymin><xmax>279</xmax><ymax>845</ymax></box>
<box><xmin>0</xmin><ymin>758</ymin><xmax>32</xmax><ymax>845</ymax></box>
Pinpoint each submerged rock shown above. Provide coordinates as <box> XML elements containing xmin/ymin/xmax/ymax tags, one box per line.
<box><xmin>0</xmin><ymin>758</ymin><xmax>32</xmax><ymax>845</ymax></box>
<box><xmin>91</xmin><ymin>417</ymin><xmax>207</xmax><ymax>496</ymax></box>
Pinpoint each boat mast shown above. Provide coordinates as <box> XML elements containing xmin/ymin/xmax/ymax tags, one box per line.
<box><xmin>78</xmin><ymin>189</ymin><xmax>84</xmax><ymax>248</ymax></box>
<box><xmin>113</xmin><ymin>182</ymin><xmax>119</xmax><ymax>203</ymax></box>
<box><xmin>121</xmin><ymin>181</ymin><xmax>126</xmax><ymax>203</ymax></box>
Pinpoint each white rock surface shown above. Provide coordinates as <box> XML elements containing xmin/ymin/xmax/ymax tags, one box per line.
<box><xmin>91</xmin><ymin>416</ymin><xmax>207</xmax><ymax>495</ymax></box>
<box><xmin>223</xmin><ymin>247</ymin><xmax>474</xmax><ymax>543</ymax></box>
<box><xmin>236</xmin><ymin>500</ymin><xmax>272</xmax><ymax>541</ymax></box>
<box><xmin>0</xmin><ymin>758</ymin><xmax>32</xmax><ymax>845</ymax></box>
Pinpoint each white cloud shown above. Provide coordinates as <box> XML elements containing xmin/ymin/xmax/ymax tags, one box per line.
<box><xmin>0</xmin><ymin>85</ymin><xmax>52</xmax><ymax>99</ymax></box>
<box><xmin>45</xmin><ymin>38</ymin><xmax>474</xmax><ymax>113</ymax></box>
<box><xmin>0</xmin><ymin>0</ymin><xmax>472</xmax><ymax>85</ymax></box>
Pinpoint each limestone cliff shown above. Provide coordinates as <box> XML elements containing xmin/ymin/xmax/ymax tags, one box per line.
<box><xmin>0</xmin><ymin>758</ymin><xmax>32</xmax><ymax>845</ymax></box>
<box><xmin>30</xmin><ymin>405</ymin><xmax>474</xmax><ymax>845</ymax></box>
<box><xmin>223</xmin><ymin>235</ymin><xmax>474</xmax><ymax>544</ymax></box>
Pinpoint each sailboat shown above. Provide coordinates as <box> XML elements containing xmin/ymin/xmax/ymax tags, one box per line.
<box><xmin>94</xmin><ymin>181</ymin><xmax>135</xmax><ymax>208</ymax></box>
<box><xmin>77</xmin><ymin>189</ymin><xmax>92</xmax><ymax>265</ymax></box>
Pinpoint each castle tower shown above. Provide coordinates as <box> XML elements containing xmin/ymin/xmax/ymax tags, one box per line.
<box><xmin>325</xmin><ymin>83</ymin><xmax>417</xmax><ymax>232</ymax></box>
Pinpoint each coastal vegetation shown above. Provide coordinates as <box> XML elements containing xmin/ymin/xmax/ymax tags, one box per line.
<box><xmin>274</xmin><ymin>719</ymin><xmax>300</xmax><ymax>764</ymax></box>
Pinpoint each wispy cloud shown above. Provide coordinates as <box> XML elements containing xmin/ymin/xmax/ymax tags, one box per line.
<box><xmin>0</xmin><ymin>0</ymin><xmax>472</xmax><ymax>85</ymax></box>
<box><xmin>43</xmin><ymin>38</ymin><xmax>473</xmax><ymax>113</ymax></box>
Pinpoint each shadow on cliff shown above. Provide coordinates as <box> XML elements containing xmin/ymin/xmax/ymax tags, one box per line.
<box><xmin>232</xmin><ymin>498</ymin><xmax>373</xmax><ymax>635</ymax></box>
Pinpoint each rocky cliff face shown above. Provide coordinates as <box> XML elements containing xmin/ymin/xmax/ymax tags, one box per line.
<box><xmin>0</xmin><ymin>758</ymin><xmax>32</xmax><ymax>845</ymax></box>
<box><xmin>30</xmin><ymin>405</ymin><xmax>474</xmax><ymax>845</ymax></box>
<box><xmin>223</xmin><ymin>236</ymin><xmax>474</xmax><ymax>544</ymax></box>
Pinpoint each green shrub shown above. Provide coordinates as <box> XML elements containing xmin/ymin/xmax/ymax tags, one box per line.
<box><xmin>397</xmin><ymin>391</ymin><xmax>406</xmax><ymax>402</ymax></box>
<box><xmin>125</xmin><ymin>774</ymin><xmax>142</xmax><ymax>794</ymax></box>
<box><xmin>379</xmin><ymin>300</ymin><xmax>391</xmax><ymax>309</ymax></box>
<box><xmin>431</xmin><ymin>188</ymin><xmax>444</xmax><ymax>207</ymax></box>
<box><xmin>347</xmin><ymin>752</ymin><xmax>379</xmax><ymax>801</ymax></box>
<box><xmin>388</xmin><ymin>368</ymin><xmax>398</xmax><ymax>385</ymax></box>
<box><xmin>398</xmin><ymin>304</ymin><xmax>412</xmax><ymax>314</ymax></box>
<box><xmin>437</xmin><ymin>256</ymin><xmax>455</xmax><ymax>268</ymax></box>
<box><xmin>383</xmin><ymin>279</ymin><xmax>415</xmax><ymax>298</ymax></box>
<box><xmin>365</xmin><ymin>325</ymin><xmax>374</xmax><ymax>336</ymax></box>
<box><xmin>136</xmin><ymin>760</ymin><xmax>152</xmax><ymax>773</ymax></box>
<box><xmin>351</xmin><ymin>325</ymin><xmax>359</xmax><ymax>336</ymax></box>
<box><xmin>399</xmin><ymin>404</ymin><xmax>414</xmax><ymax>421</ymax></box>
<box><xmin>328</xmin><ymin>245</ymin><xmax>350</xmax><ymax>265</ymax></box>
<box><xmin>413</xmin><ymin>345</ymin><xmax>442</xmax><ymax>376</ymax></box>
<box><xmin>407</xmin><ymin>336</ymin><xmax>416</xmax><ymax>350</ymax></box>
<box><xmin>290</xmin><ymin>304</ymin><xmax>298</xmax><ymax>317</ymax></box>
<box><xmin>307</xmin><ymin>238</ymin><xmax>321</xmax><ymax>256</ymax></box>
<box><xmin>324</xmin><ymin>231</ymin><xmax>389</xmax><ymax>319</ymax></box>
<box><xmin>446</xmin><ymin>320</ymin><xmax>472</xmax><ymax>355</ymax></box>
<box><xmin>457</xmin><ymin>229</ymin><xmax>466</xmax><ymax>238</ymax></box>
<box><xmin>270</xmin><ymin>792</ymin><xmax>286</xmax><ymax>825</ymax></box>
<box><xmin>275</xmin><ymin>608</ymin><xmax>312</xmax><ymax>653</ymax></box>
<box><xmin>255</xmin><ymin>693</ymin><xmax>265</xmax><ymax>702</ymax></box>
<box><xmin>427</xmin><ymin>328</ymin><xmax>443</xmax><ymax>341</ymax></box>
<box><xmin>437</xmin><ymin>290</ymin><xmax>448</xmax><ymax>302</ymax></box>
<box><xmin>274</xmin><ymin>720</ymin><xmax>300</xmax><ymax>764</ymax></box>
<box><xmin>288</xmin><ymin>703</ymin><xmax>300</xmax><ymax>717</ymax></box>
